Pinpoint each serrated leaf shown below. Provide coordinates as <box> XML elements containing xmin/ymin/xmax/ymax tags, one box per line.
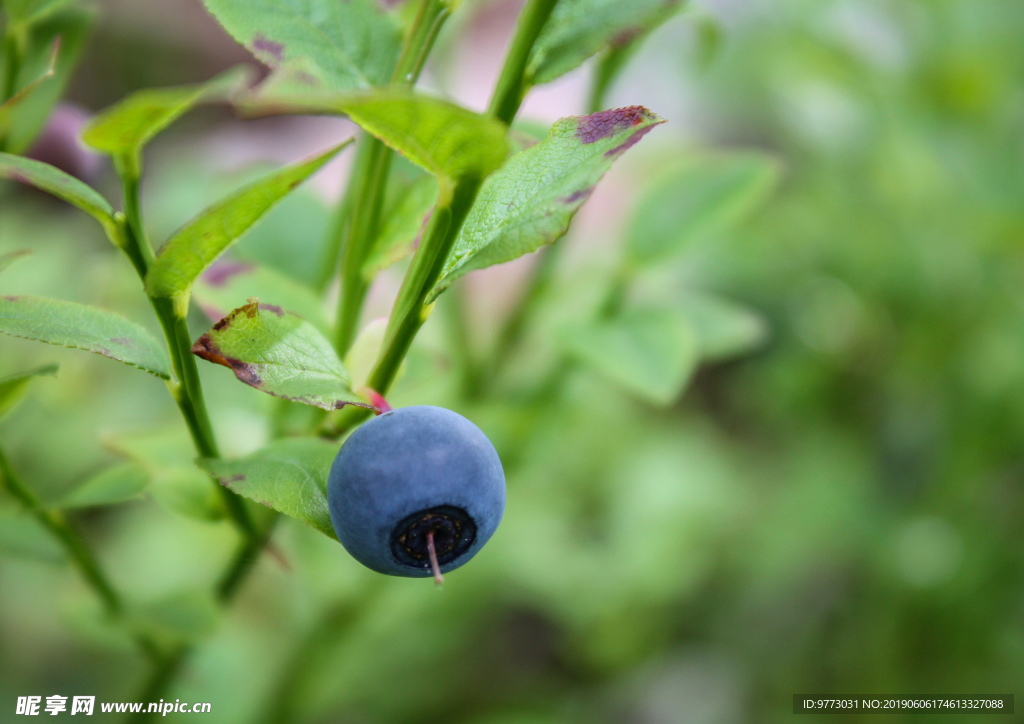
<box><xmin>202</xmin><ymin>0</ymin><xmax>401</xmax><ymax>90</ymax></box>
<box><xmin>0</xmin><ymin>363</ymin><xmax>57</xmax><ymax>421</ymax></box>
<box><xmin>0</xmin><ymin>296</ymin><xmax>171</xmax><ymax>378</ymax></box>
<box><xmin>195</xmin><ymin>259</ymin><xmax>329</xmax><ymax>335</ymax></box>
<box><xmin>0</xmin><ymin>152</ymin><xmax>118</xmax><ymax>237</ymax></box>
<box><xmin>627</xmin><ymin>152</ymin><xmax>781</xmax><ymax>266</ymax></box>
<box><xmin>563</xmin><ymin>307</ymin><xmax>699</xmax><ymax>406</ymax></box>
<box><xmin>81</xmin><ymin>67</ymin><xmax>251</xmax><ymax>158</ymax></box>
<box><xmin>145</xmin><ymin>141</ymin><xmax>349</xmax><ymax>300</ymax></box>
<box><xmin>199</xmin><ymin>437</ymin><xmax>339</xmax><ymax>539</ymax></box>
<box><xmin>528</xmin><ymin>0</ymin><xmax>685</xmax><ymax>86</ymax></box>
<box><xmin>1</xmin><ymin>7</ymin><xmax>92</xmax><ymax>153</ymax></box>
<box><xmin>59</xmin><ymin>462</ymin><xmax>149</xmax><ymax>509</ymax></box>
<box><xmin>430</xmin><ymin>106</ymin><xmax>663</xmax><ymax>300</ymax></box>
<box><xmin>362</xmin><ymin>175</ymin><xmax>437</xmax><ymax>277</ymax></box>
<box><xmin>681</xmin><ymin>293</ymin><xmax>768</xmax><ymax>362</ymax></box>
<box><xmin>192</xmin><ymin>299</ymin><xmax>373</xmax><ymax>411</ymax></box>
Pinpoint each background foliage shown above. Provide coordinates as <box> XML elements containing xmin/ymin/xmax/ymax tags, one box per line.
<box><xmin>2</xmin><ymin>0</ymin><xmax>1023</xmax><ymax>722</ymax></box>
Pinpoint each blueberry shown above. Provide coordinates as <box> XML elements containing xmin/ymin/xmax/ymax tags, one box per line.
<box><xmin>327</xmin><ymin>405</ymin><xmax>505</xmax><ymax>579</ymax></box>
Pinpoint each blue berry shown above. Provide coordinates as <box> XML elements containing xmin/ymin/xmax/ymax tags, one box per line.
<box><xmin>327</xmin><ymin>405</ymin><xmax>505</xmax><ymax>578</ymax></box>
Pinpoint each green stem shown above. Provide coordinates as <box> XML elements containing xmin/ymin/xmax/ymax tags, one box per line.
<box><xmin>263</xmin><ymin>581</ymin><xmax>385</xmax><ymax>723</ymax></box>
<box><xmin>330</xmin><ymin>0</ymin><xmax>450</xmax><ymax>357</ymax></box>
<box><xmin>129</xmin><ymin>644</ymin><xmax>190</xmax><ymax>723</ymax></box>
<box><xmin>333</xmin><ymin>135</ymin><xmax>391</xmax><ymax>355</ymax></box>
<box><xmin>1</xmin><ymin>26</ymin><xmax>21</xmax><ymax>103</ymax></box>
<box><xmin>110</xmin><ymin>158</ymin><xmax>255</xmax><ymax>538</ymax></box>
<box><xmin>487</xmin><ymin>0</ymin><xmax>559</xmax><ymax>124</ymax></box>
<box><xmin>0</xmin><ymin>446</ymin><xmax>121</xmax><ymax>614</ymax></box>
<box><xmin>323</xmin><ymin>0</ymin><xmax>560</xmax><ymax>437</ymax></box>
<box><xmin>367</xmin><ymin>179</ymin><xmax>479</xmax><ymax>396</ymax></box>
<box><xmin>0</xmin><ymin>25</ymin><xmax>23</xmax><ymax>150</ymax></box>
<box><xmin>216</xmin><ymin>514</ymin><xmax>278</xmax><ymax>602</ymax></box>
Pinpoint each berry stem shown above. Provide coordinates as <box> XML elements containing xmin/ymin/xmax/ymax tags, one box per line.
<box><xmin>426</xmin><ymin>530</ymin><xmax>444</xmax><ymax>586</ymax></box>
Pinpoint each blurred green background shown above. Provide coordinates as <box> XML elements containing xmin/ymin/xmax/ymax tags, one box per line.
<box><xmin>2</xmin><ymin>0</ymin><xmax>1023</xmax><ymax>721</ymax></box>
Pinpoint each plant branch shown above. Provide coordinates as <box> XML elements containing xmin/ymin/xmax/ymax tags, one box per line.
<box><xmin>108</xmin><ymin>157</ymin><xmax>256</xmax><ymax>539</ymax></box>
<box><xmin>487</xmin><ymin>0</ymin><xmax>558</xmax><ymax>124</ymax></box>
<box><xmin>0</xmin><ymin>445</ymin><xmax>122</xmax><ymax>614</ymax></box>
<box><xmin>330</xmin><ymin>0</ymin><xmax>450</xmax><ymax>357</ymax></box>
<box><xmin>323</xmin><ymin>0</ymin><xmax>560</xmax><ymax>437</ymax></box>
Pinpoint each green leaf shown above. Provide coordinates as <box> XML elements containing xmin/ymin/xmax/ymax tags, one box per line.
<box><xmin>563</xmin><ymin>307</ymin><xmax>699</xmax><ymax>406</ymax></box>
<box><xmin>362</xmin><ymin>175</ymin><xmax>438</xmax><ymax>278</ymax></box>
<box><xmin>0</xmin><ymin>38</ymin><xmax>57</xmax><ymax>133</ymax></box>
<box><xmin>104</xmin><ymin>426</ymin><xmax>225</xmax><ymax>522</ymax></box>
<box><xmin>0</xmin><ymin>152</ymin><xmax>118</xmax><ymax>238</ymax></box>
<box><xmin>194</xmin><ymin>260</ymin><xmax>330</xmax><ymax>336</ymax></box>
<box><xmin>0</xmin><ymin>510</ymin><xmax>64</xmax><ymax>562</ymax></box>
<box><xmin>528</xmin><ymin>0</ymin><xmax>685</xmax><ymax>86</ymax></box>
<box><xmin>130</xmin><ymin>590</ymin><xmax>220</xmax><ymax>645</ymax></box>
<box><xmin>202</xmin><ymin>0</ymin><xmax>401</xmax><ymax>90</ymax></box>
<box><xmin>344</xmin><ymin>317</ymin><xmax>387</xmax><ymax>390</ymax></box>
<box><xmin>0</xmin><ymin>249</ymin><xmax>31</xmax><ymax>274</ymax></box>
<box><xmin>0</xmin><ymin>363</ymin><xmax>57</xmax><ymax>421</ymax></box>
<box><xmin>251</xmin><ymin>91</ymin><xmax>509</xmax><ymax>194</ymax></box>
<box><xmin>1</xmin><ymin>7</ymin><xmax>92</xmax><ymax>154</ymax></box>
<box><xmin>627</xmin><ymin>152</ymin><xmax>781</xmax><ymax>266</ymax></box>
<box><xmin>429</xmin><ymin>107</ymin><xmax>663</xmax><ymax>301</ymax></box>
<box><xmin>145</xmin><ymin>140</ymin><xmax>349</xmax><ymax>300</ymax></box>
<box><xmin>344</xmin><ymin>91</ymin><xmax>508</xmax><ymax>188</ymax></box>
<box><xmin>81</xmin><ymin>67</ymin><xmax>251</xmax><ymax>158</ymax></box>
<box><xmin>681</xmin><ymin>293</ymin><xmax>768</xmax><ymax>362</ymax></box>
<box><xmin>0</xmin><ymin>295</ymin><xmax>171</xmax><ymax>379</ymax></box>
<box><xmin>2</xmin><ymin>0</ymin><xmax>75</xmax><ymax>25</ymax></box>
<box><xmin>60</xmin><ymin>462</ymin><xmax>149</xmax><ymax>509</ymax></box>
<box><xmin>199</xmin><ymin>437</ymin><xmax>339</xmax><ymax>539</ymax></box>
<box><xmin>192</xmin><ymin>298</ymin><xmax>373</xmax><ymax>411</ymax></box>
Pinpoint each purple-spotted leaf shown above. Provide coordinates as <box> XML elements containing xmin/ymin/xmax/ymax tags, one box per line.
<box><xmin>428</xmin><ymin>106</ymin><xmax>663</xmax><ymax>301</ymax></box>
<box><xmin>0</xmin><ymin>153</ymin><xmax>118</xmax><ymax>239</ymax></box>
<box><xmin>562</xmin><ymin>306</ymin><xmax>699</xmax><ymax>406</ymax></box>
<box><xmin>201</xmin><ymin>0</ymin><xmax>400</xmax><ymax>91</ymax></box>
<box><xmin>0</xmin><ymin>363</ymin><xmax>58</xmax><ymax>421</ymax></box>
<box><xmin>0</xmin><ymin>295</ymin><xmax>171</xmax><ymax>378</ymax></box>
<box><xmin>81</xmin><ymin>67</ymin><xmax>252</xmax><ymax>159</ymax></box>
<box><xmin>145</xmin><ymin>141</ymin><xmax>350</xmax><ymax>300</ymax></box>
<box><xmin>528</xmin><ymin>0</ymin><xmax>685</xmax><ymax>86</ymax></box>
<box><xmin>199</xmin><ymin>437</ymin><xmax>340</xmax><ymax>539</ymax></box>
<box><xmin>192</xmin><ymin>299</ymin><xmax>373</xmax><ymax>411</ymax></box>
<box><xmin>194</xmin><ymin>260</ymin><xmax>329</xmax><ymax>335</ymax></box>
